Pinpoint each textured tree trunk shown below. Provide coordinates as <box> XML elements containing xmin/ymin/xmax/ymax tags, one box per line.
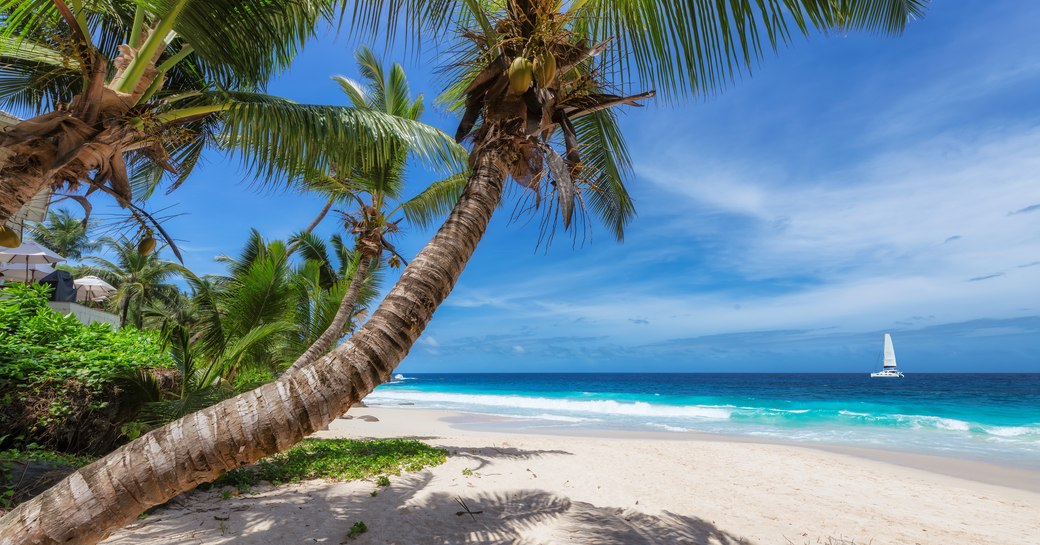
<box><xmin>118</xmin><ymin>295</ymin><xmax>131</xmax><ymax>329</ymax></box>
<box><xmin>0</xmin><ymin>151</ymin><xmax>507</xmax><ymax>545</ymax></box>
<box><xmin>287</xmin><ymin>251</ymin><xmax>373</xmax><ymax>371</ymax></box>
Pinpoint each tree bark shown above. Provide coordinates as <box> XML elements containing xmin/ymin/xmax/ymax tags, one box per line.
<box><xmin>0</xmin><ymin>151</ymin><xmax>507</xmax><ymax>545</ymax></box>
<box><xmin>287</xmin><ymin>250</ymin><xmax>372</xmax><ymax>371</ymax></box>
<box><xmin>118</xmin><ymin>295</ymin><xmax>131</xmax><ymax>329</ymax></box>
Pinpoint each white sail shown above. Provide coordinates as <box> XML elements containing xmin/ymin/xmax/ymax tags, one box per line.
<box><xmin>883</xmin><ymin>333</ymin><xmax>897</xmax><ymax>369</ymax></box>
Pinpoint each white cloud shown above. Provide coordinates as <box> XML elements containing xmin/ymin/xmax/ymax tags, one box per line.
<box><xmin>430</xmin><ymin>124</ymin><xmax>1040</xmax><ymax>348</ymax></box>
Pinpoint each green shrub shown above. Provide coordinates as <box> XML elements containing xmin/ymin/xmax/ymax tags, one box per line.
<box><xmin>215</xmin><ymin>439</ymin><xmax>447</xmax><ymax>487</ymax></box>
<box><xmin>0</xmin><ymin>284</ymin><xmax>171</xmax><ymax>453</ymax></box>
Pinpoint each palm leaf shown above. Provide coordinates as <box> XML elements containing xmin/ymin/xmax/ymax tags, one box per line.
<box><xmin>570</xmin><ymin>109</ymin><xmax>635</xmax><ymax>240</ymax></box>
<box><xmin>130</xmin><ymin>0</ymin><xmax>333</xmax><ymax>89</ymax></box>
<box><xmin>352</xmin><ymin>0</ymin><xmax>924</xmax><ymax>100</ymax></box>
<box><xmin>397</xmin><ymin>172</ymin><xmax>469</xmax><ymax>231</ymax></box>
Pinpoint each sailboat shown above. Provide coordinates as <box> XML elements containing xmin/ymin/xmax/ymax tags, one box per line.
<box><xmin>870</xmin><ymin>333</ymin><xmax>904</xmax><ymax>378</ymax></box>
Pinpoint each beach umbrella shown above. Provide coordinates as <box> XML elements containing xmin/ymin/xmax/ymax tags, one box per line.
<box><xmin>0</xmin><ymin>263</ymin><xmax>56</xmax><ymax>283</ymax></box>
<box><xmin>74</xmin><ymin>275</ymin><xmax>116</xmax><ymax>302</ymax></box>
<box><xmin>0</xmin><ymin>240</ymin><xmax>65</xmax><ymax>283</ymax></box>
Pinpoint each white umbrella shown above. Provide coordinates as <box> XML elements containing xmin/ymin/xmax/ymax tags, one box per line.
<box><xmin>74</xmin><ymin>275</ymin><xmax>115</xmax><ymax>302</ymax></box>
<box><xmin>0</xmin><ymin>240</ymin><xmax>65</xmax><ymax>283</ymax></box>
<box><xmin>0</xmin><ymin>263</ymin><xmax>56</xmax><ymax>283</ymax></box>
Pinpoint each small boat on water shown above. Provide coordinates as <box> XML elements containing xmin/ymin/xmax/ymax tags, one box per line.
<box><xmin>870</xmin><ymin>333</ymin><xmax>904</xmax><ymax>378</ymax></box>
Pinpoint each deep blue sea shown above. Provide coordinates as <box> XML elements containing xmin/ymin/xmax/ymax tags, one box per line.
<box><xmin>367</xmin><ymin>373</ymin><xmax>1040</xmax><ymax>468</ymax></box>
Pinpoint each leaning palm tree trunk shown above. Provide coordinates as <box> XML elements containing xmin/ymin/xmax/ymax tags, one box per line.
<box><xmin>0</xmin><ymin>152</ymin><xmax>507</xmax><ymax>545</ymax></box>
<box><xmin>287</xmin><ymin>251</ymin><xmax>373</xmax><ymax>371</ymax></box>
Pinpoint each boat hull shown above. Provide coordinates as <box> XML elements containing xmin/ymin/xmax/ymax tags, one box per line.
<box><xmin>870</xmin><ymin>370</ymin><xmax>904</xmax><ymax>378</ymax></box>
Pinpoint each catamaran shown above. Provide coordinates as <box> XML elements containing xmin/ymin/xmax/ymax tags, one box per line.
<box><xmin>870</xmin><ymin>333</ymin><xmax>904</xmax><ymax>378</ymax></box>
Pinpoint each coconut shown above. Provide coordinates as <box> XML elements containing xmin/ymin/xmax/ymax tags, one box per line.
<box><xmin>137</xmin><ymin>234</ymin><xmax>156</xmax><ymax>256</ymax></box>
<box><xmin>508</xmin><ymin>57</ymin><xmax>534</xmax><ymax>94</ymax></box>
<box><xmin>0</xmin><ymin>225</ymin><xmax>20</xmax><ymax>248</ymax></box>
<box><xmin>532</xmin><ymin>51</ymin><xmax>557</xmax><ymax>87</ymax></box>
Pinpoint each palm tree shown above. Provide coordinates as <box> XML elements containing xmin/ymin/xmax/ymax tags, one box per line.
<box><xmin>0</xmin><ymin>0</ymin><xmax>462</xmax><ymax>241</ymax></box>
<box><xmin>0</xmin><ymin>2</ymin><xmax>925</xmax><ymax>543</ymax></box>
<box><xmin>285</xmin><ymin>231</ymin><xmax>382</xmax><ymax>364</ymax></box>
<box><xmin>287</xmin><ymin>47</ymin><xmax>467</xmax><ymax>371</ymax></box>
<box><xmin>27</xmin><ymin>208</ymin><xmax>95</xmax><ymax>259</ymax></box>
<box><xmin>83</xmin><ymin>236</ymin><xmax>183</xmax><ymax>328</ymax></box>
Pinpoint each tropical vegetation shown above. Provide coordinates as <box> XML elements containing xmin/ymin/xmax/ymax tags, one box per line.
<box><xmin>26</xmin><ymin>209</ymin><xmax>95</xmax><ymax>260</ymax></box>
<box><xmin>286</xmin><ymin>47</ymin><xmax>467</xmax><ymax>371</ymax></box>
<box><xmin>0</xmin><ymin>0</ymin><xmax>462</xmax><ymax>248</ymax></box>
<box><xmin>0</xmin><ymin>1</ymin><xmax>926</xmax><ymax>543</ymax></box>
<box><xmin>0</xmin><ymin>283</ymin><xmax>170</xmax><ymax>454</ymax></box>
<box><xmin>81</xmin><ymin>235</ymin><xmax>183</xmax><ymax>327</ymax></box>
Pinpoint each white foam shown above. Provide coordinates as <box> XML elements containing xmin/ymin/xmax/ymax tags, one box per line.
<box><xmin>365</xmin><ymin>391</ymin><xmax>734</xmax><ymax>420</ymax></box>
<box><xmin>892</xmin><ymin>414</ymin><xmax>972</xmax><ymax>432</ymax></box>
<box><xmin>646</xmin><ymin>423</ymin><xmax>689</xmax><ymax>432</ymax></box>
<box><xmin>838</xmin><ymin>410</ymin><xmax>871</xmax><ymax>417</ymax></box>
<box><xmin>982</xmin><ymin>425</ymin><xmax>1040</xmax><ymax>437</ymax></box>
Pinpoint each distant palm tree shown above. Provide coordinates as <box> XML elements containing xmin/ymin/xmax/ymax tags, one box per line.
<box><xmin>83</xmin><ymin>236</ymin><xmax>183</xmax><ymax>328</ymax></box>
<box><xmin>180</xmin><ymin>230</ymin><xmax>380</xmax><ymax>381</ymax></box>
<box><xmin>286</xmin><ymin>231</ymin><xmax>382</xmax><ymax>364</ymax></box>
<box><xmin>286</xmin><ymin>48</ymin><xmax>467</xmax><ymax>371</ymax></box>
<box><xmin>27</xmin><ymin>208</ymin><xmax>95</xmax><ymax>260</ymax></box>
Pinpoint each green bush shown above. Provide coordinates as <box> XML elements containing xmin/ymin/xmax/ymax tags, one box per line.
<box><xmin>215</xmin><ymin>439</ymin><xmax>448</xmax><ymax>488</ymax></box>
<box><xmin>0</xmin><ymin>284</ymin><xmax>171</xmax><ymax>453</ymax></box>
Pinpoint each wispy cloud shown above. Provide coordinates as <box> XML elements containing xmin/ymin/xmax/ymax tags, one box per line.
<box><xmin>1009</xmin><ymin>203</ymin><xmax>1040</xmax><ymax>216</ymax></box>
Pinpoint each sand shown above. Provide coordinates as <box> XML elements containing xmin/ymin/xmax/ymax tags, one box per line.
<box><xmin>102</xmin><ymin>407</ymin><xmax>1040</xmax><ymax>545</ymax></box>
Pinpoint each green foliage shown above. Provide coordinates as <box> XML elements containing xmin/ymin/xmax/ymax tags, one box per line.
<box><xmin>376</xmin><ymin>475</ymin><xmax>391</xmax><ymax>487</ymax></box>
<box><xmin>347</xmin><ymin>521</ymin><xmax>368</xmax><ymax>539</ymax></box>
<box><xmin>28</xmin><ymin>209</ymin><xmax>96</xmax><ymax>261</ymax></box>
<box><xmin>0</xmin><ymin>284</ymin><xmax>170</xmax><ymax>392</ymax></box>
<box><xmin>215</xmin><ymin>439</ymin><xmax>447</xmax><ymax>487</ymax></box>
<box><xmin>0</xmin><ymin>445</ymin><xmax>95</xmax><ymax>468</ymax></box>
<box><xmin>0</xmin><ymin>284</ymin><xmax>170</xmax><ymax>453</ymax></box>
<box><xmin>82</xmin><ymin>236</ymin><xmax>186</xmax><ymax>329</ymax></box>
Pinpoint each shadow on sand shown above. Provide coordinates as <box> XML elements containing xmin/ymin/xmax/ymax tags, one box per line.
<box><xmin>103</xmin><ymin>445</ymin><xmax>750</xmax><ymax>545</ymax></box>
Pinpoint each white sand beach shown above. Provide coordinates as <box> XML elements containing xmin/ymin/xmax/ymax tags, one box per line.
<box><xmin>102</xmin><ymin>407</ymin><xmax>1040</xmax><ymax>545</ymax></box>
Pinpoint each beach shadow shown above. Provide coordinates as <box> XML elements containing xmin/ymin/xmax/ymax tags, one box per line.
<box><xmin>342</xmin><ymin>486</ymin><xmax>751</xmax><ymax>545</ymax></box>
<box><xmin>104</xmin><ymin>445</ymin><xmax>748</xmax><ymax>545</ymax></box>
<box><xmin>102</xmin><ymin>474</ymin><xmax>415</xmax><ymax>545</ymax></box>
<box><xmin>442</xmin><ymin>444</ymin><xmax>575</xmax><ymax>472</ymax></box>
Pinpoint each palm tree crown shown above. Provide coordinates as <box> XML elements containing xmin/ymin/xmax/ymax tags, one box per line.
<box><xmin>0</xmin><ymin>0</ymin><xmax>465</xmax><ymax>246</ymax></box>
<box><xmin>28</xmin><ymin>208</ymin><xmax>95</xmax><ymax>260</ymax></box>
<box><xmin>83</xmin><ymin>236</ymin><xmax>183</xmax><ymax>328</ymax></box>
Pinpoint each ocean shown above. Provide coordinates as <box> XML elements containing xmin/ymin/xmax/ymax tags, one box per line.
<box><xmin>365</xmin><ymin>373</ymin><xmax>1040</xmax><ymax>469</ymax></box>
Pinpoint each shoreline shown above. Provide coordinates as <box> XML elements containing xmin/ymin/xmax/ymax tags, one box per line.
<box><xmin>374</xmin><ymin>404</ymin><xmax>1040</xmax><ymax>493</ymax></box>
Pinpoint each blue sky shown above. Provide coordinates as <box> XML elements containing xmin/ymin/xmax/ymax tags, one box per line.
<box><xmin>99</xmin><ymin>1</ymin><xmax>1040</xmax><ymax>372</ymax></box>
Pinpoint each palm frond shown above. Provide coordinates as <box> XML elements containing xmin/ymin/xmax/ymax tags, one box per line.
<box><xmin>212</xmin><ymin>91</ymin><xmax>467</xmax><ymax>189</ymax></box>
<box><xmin>571</xmin><ymin>109</ymin><xmax>635</xmax><ymax>241</ymax></box>
<box><xmin>397</xmin><ymin>172</ymin><xmax>469</xmax><ymax>231</ymax></box>
<box><xmin>131</xmin><ymin>0</ymin><xmax>333</xmax><ymax>89</ymax></box>
<box><xmin>331</xmin><ymin>74</ymin><xmax>368</xmax><ymax>108</ymax></box>
<box><xmin>354</xmin><ymin>0</ymin><xmax>923</xmax><ymax>100</ymax></box>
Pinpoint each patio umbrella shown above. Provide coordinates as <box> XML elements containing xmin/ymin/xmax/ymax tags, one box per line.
<box><xmin>0</xmin><ymin>263</ymin><xmax>56</xmax><ymax>283</ymax></box>
<box><xmin>74</xmin><ymin>275</ymin><xmax>116</xmax><ymax>302</ymax></box>
<box><xmin>0</xmin><ymin>240</ymin><xmax>65</xmax><ymax>283</ymax></box>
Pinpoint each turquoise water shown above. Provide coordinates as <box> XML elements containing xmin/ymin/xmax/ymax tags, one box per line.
<box><xmin>367</xmin><ymin>373</ymin><xmax>1040</xmax><ymax>468</ymax></box>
